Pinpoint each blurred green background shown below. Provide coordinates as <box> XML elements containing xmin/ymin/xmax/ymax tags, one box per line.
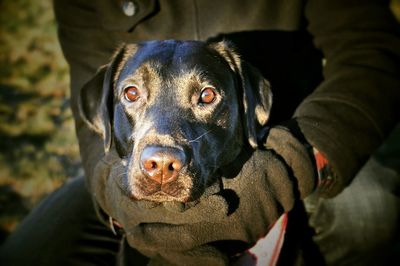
<box><xmin>0</xmin><ymin>0</ymin><xmax>80</xmax><ymax>242</ymax></box>
<box><xmin>0</xmin><ymin>0</ymin><xmax>399</xmax><ymax>244</ymax></box>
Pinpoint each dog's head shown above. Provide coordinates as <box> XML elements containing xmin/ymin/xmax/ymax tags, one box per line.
<box><xmin>79</xmin><ymin>40</ymin><xmax>272</xmax><ymax>203</ymax></box>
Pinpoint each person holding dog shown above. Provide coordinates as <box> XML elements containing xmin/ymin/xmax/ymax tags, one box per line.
<box><xmin>1</xmin><ymin>0</ymin><xmax>399</xmax><ymax>265</ymax></box>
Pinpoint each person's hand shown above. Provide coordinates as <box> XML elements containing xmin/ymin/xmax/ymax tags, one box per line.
<box><xmin>125</xmin><ymin>126</ymin><xmax>317</xmax><ymax>264</ymax></box>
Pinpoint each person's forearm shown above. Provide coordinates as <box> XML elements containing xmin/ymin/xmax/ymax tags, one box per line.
<box><xmin>299</xmin><ymin>0</ymin><xmax>400</xmax><ymax>197</ymax></box>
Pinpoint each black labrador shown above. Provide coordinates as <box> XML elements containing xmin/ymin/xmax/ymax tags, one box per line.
<box><xmin>79</xmin><ymin>40</ymin><xmax>272</xmax><ymax>203</ymax></box>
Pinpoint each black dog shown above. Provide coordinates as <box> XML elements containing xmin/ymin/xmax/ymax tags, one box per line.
<box><xmin>77</xmin><ymin>40</ymin><xmax>325</xmax><ymax>265</ymax></box>
<box><xmin>79</xmin><ymin>40</ymin><xmax>272</xmax><ymax>203</ymax></box>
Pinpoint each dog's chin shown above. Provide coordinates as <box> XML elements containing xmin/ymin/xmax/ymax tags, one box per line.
<box><xmin>132</xmin><ymin>191</ymin><xmax>191</xmax><ymax>203</ymax></box>
<box><xmin>130</xmin><ymin>181</ymin><xmax>209</xmax><ymax>203</ymax></box>
<box><xmin>127</xmin><ymin>175</ymin><xmax>204</xmax><ymax>203</ymax></box>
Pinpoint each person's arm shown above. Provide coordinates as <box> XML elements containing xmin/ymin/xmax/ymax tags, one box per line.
<box><xmin>296</xmin><ymin>0</ymin><xmax>400</xmax><ymax>196</ymax></box>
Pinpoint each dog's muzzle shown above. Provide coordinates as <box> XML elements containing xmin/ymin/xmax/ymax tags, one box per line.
<box><xmin>139</xmin><ymin>145</ymin><xmax>187</xmax><ymax>191</ymax></box>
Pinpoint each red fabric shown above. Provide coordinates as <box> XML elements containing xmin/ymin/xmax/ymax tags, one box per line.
<box><xmin>313</xmin><ymin>148</ymin><xmax>335</xmax><ymax>190</ymax></box>
<box><xmin>234</xmin><ymin>213</ymin><xmax>288</xmax><ymax>266</ymax></box>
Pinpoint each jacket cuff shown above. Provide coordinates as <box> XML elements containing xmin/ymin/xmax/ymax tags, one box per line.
<box><xmin>312</xmin><ymin>147</ymin><xmax>337</xmax><ymax>194</ymax></box>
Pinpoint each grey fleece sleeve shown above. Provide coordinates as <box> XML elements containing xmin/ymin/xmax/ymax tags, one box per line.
<box><xmin>297</xmin><ymin>0</ymin><xmax>400</xmax><ymax>197</ymax></box>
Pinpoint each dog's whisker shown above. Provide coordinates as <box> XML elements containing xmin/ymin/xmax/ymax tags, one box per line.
<box><xmin>114</xmin><ymin>163</ymin><xmax>128</xmax><ymax>169</ymax></box>
<box><xmin>112</xmin><ymin>170</ymin><xmax>127</xmax><ymax>181</ymax></box>
<box><xmin>114</xmin><ymin>167</ymin><xmax>128</xmax><ymax>173</ymax></box>
<box><xmin>188</xmin><ymin>130</ymin><xmax>212</xmax><ymax>143</ymax></box>
<box><xmin>116</xmin><ymin>172</ymin><xmax>128</xmax><ymax>178</ymax></box>
<box><xmin>113</xmin><ymin>168</ymin><xmax>127</xmax><ymax>175</ymax></box>
<box><xmin>112</xmin><ymin>167</ymin><xmax>124</xmax><ymax>173</ymax></box>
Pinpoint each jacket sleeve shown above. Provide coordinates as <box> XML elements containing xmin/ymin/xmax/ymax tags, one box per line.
<box><xmin>296</xmin><ymin>0</ymin><xmax>400</xmax><ymax>197</ymax></box>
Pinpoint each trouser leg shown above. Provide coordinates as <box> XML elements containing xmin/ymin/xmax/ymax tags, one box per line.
<box><xmin>305</xmin><ymin>125</ymin><xmax>400</xmax><ymax>266</ymax></box>
<box><xmin>0</xmin><ymin>176</ymin><xmax>122</xmax><ymax>266</ymax></box>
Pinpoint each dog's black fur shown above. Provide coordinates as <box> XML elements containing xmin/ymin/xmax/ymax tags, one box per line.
<box><xmin>78</xmin><ymin>39</ymin><xmax>326</xmax><ymax>265</ymax></box>
<box><xmin>79</xmin><ymin>40</ymin><xmax>272</xmax><ymax>203</ymax></box>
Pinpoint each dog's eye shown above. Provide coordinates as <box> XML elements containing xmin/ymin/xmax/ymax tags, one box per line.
<box><xmin>124</xmin><ymin>86</ymin><xmax>140</xmax><ymax>102</ymax></box>
<box><xmin>199</xmin><ymin>87</ymin><xmax>216</xmax><ymax>105</ymax></box>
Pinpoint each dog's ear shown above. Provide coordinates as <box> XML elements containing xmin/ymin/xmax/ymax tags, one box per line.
<box><xmin>209</xmin><ymin>41</ymin><xmax>272</xmax><ymax>149</ymax></box>
<box><xmin>78</xmin><ymin>44</ymin><xmax>130</xmax><ymax>153</ymax></box>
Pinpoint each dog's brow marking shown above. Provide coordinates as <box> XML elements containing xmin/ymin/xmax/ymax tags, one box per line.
<box><xmin>188</xmin><ymin>130</ymin><xmax>212</xmax><ymax>143</ymax></box>
<box><xmin>255</xmin><ymin>104</ymin><xmax>269</xmax><ymax>125</ymax></box>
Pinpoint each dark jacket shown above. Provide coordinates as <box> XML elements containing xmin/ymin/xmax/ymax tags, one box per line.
<box><xmin>54</xmin><ymin>0</ymin><xmax>400</xmax><ymax>197</ymax></box>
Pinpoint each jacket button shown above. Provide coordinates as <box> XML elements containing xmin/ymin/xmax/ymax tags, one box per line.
<box><xmin>122</xmin><ymin>0</ymin><xmax>137</xmax><ymax>17</ymax></box>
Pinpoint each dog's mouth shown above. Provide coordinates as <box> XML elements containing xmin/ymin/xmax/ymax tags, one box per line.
<box><xmin>117</xmin><ymin>144</ymin><xmax>217</xmax><ymax>203</ymax></box>
<box><xmin>131</xmin><ymin>176</ymin><xmax>192</xmax><ymax>202</ymax></box>
<box><xmin>128</xmin><ymin>168</ymin><xmax>212</xmax><ymax>203</ymax></box>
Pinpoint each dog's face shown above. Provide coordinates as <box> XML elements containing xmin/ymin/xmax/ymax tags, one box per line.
<box><xmin>79</xmin><ymin>40</ymin><xmax>272</xmax><ymax>203</ymax></box>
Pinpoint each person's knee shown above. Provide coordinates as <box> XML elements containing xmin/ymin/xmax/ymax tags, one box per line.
<box><xmin>306</xmin><ymin>158</ymin><xmax>400</xmax><ymax>264</ymax></box>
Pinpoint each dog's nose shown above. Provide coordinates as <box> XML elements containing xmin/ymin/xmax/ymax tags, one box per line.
<box><xmin>140</xmin><ymin>146</ymin><xmax>186</xmax><ymax>184</ymax></box>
